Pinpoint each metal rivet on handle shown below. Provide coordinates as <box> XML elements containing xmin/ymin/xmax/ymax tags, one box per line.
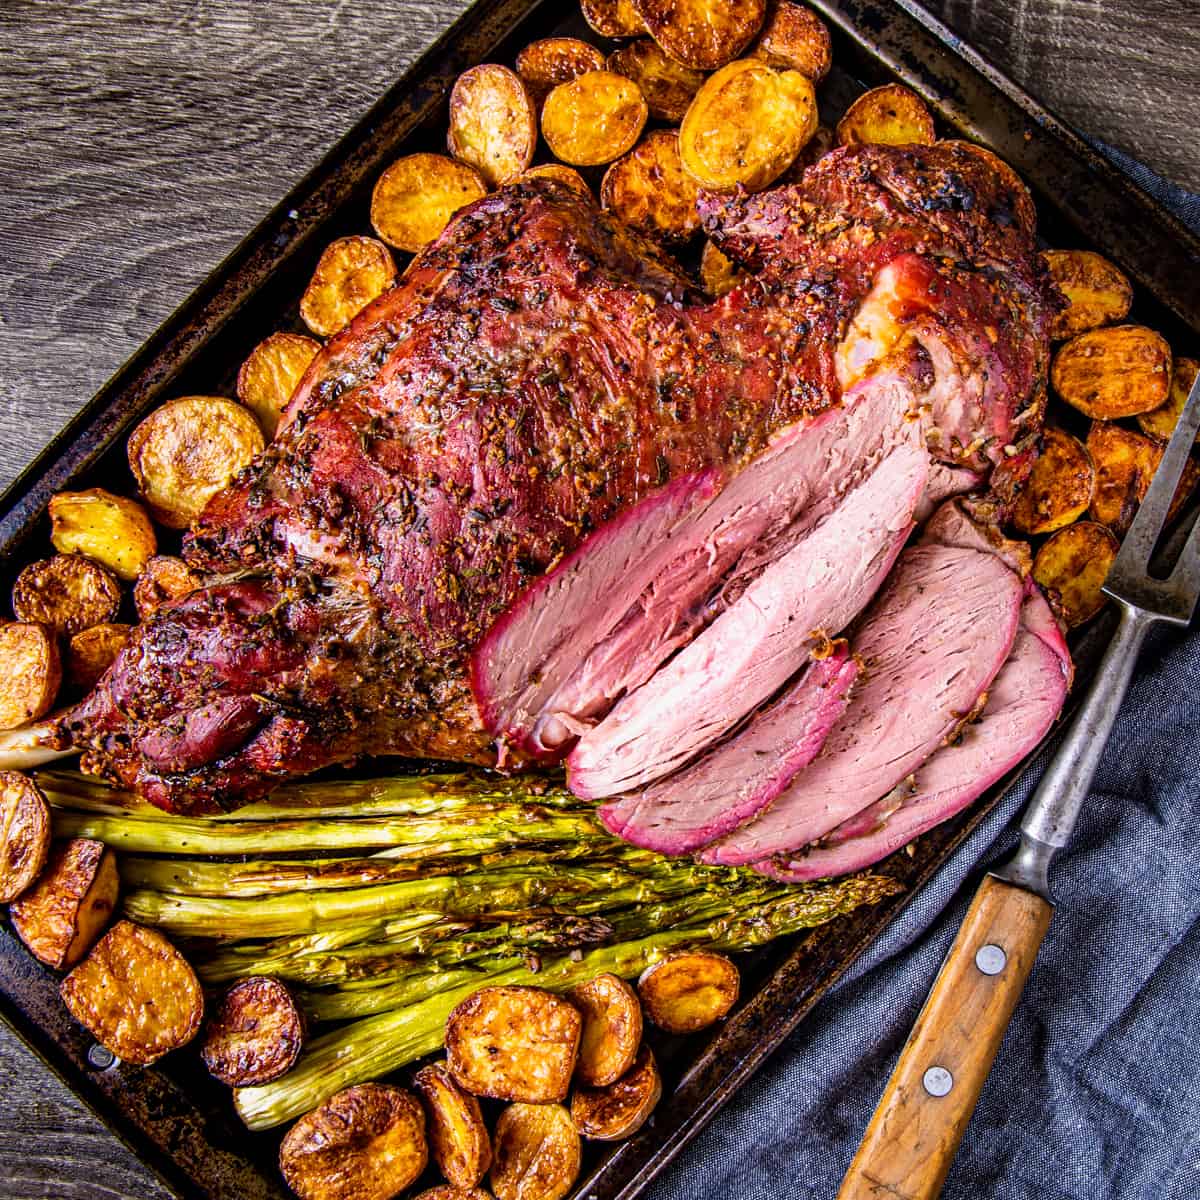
<box><xmin>923</xmin><ymin>1065</ymin><xmax>953</xmax><ymax>1097</ymax></box>
<box><xmin>86</xmin><ymin>1043</ymin><xmax>115</xmax><ymax>1070</ymax></box>
<box><xmin>975</xmin><ymin>944</ymin><xmax>1007</xmax><ymax>976</ymax></box>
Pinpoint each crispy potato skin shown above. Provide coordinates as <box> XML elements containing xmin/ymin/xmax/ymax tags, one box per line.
<box><xmin>601</xmin><ymin>130</ymin><xmax>700</xmax><ymax>244</ymax></box>
<box><xmin>279</xmin><ymin>1083</ymin><xmax>428</xmax><ymax>1200</ymax></box>
<box><xmin>1085</xmin><ymin>420</ymin><xmax>1197</xmax><ymax>534</ymax></box>
<box><xmin>202</xmin><ymin>976</ymin><xmax>305</xmax><ymax>1086</ymax></box>
<box><xmin>301</xmin><ymin>236</ymin><xmax>399</xmax><ymax>338</ymax></box>
<box><xmin>567</xmin><ymin>972</ymin><xmax>642</xmax><ymax>1087</ymax></box>
<box><xmin>449</xmin><ymin>65</ymin><xmax>537</xmax><ymax>188</ymax></box>
<box><xmin>1138</xmin><ymin>357</ymin><xmax>1200</xmax><ymax>443</ymax></box>
<box><xmin>0</xmin><ymin>771</ymin><xmax>50</xmax><ymax>903</ymax></box>
<box><xmin>753</xmin><ymin>1</ymin><xmax>831</xmax><ymax>80</ymax></box>
<box><xmin>836</xmin><ymin>83</ymin><xmax>936</xmax><ymax>148</ymax></box>
<box><xmin>49</xmin><ymin>489</ymin><xmax>156</xmax><ymax>582</ymax></box>
<box><xmin>446</xmin><ymin>985</ymin><xmax>582</xmax><ymax>1103</ymax></box>
<box><xmin>1011</xmin><ymin>427</ymin><xmax>1095</xmax><ymax>535</ymax></box>
<box><xmin>634</xmin><ymin>0</ymin><xmax>766</xmax><ymax>69</ymax></box>
<box><xmin>133</xmin><ymin>555</ymin><xmax>200</xmax><ymax>621</ymax></box>
<box><xmin>1032</xmin><ymin>521</ymin><xmax>1118</xmax><ymax>627</ymax></box>
<box><xmin>61</xmin><ymin>919</ymin><xmax>203</xmax><ymax>1064</ymax></box>
<box><xmin>520</xmin><ymin>164</ymin><xmax>593</xmax><ymax>198</ymax></box>
<box><xmin>1042</xmin><ymin>249</ymin><xmax>1133</xmax><ymax>340</ymax></box>
<box><xmin>237</xmin><ymin>332</ymin><xmax>322</xmax><ymax>438</ymax></box>
<box><xmin>637</xmin><ymin>950</ymin><xmax>739</xmax><ymax>1033</ymax></box>
<box><xmin>0</xmin><ymin>622</ymin><xmax>61</xmax><ymax>730</ymax></box>
<box><xmin>12</xmin><ymin>554</ymin><xmax>121</xmax><ymax>638</ymax></box>
<box><xmin>371</xmin><ymin>154</ymin><xmax>489</xmax><ymax>254</ymax></box>
<box><xmin>606</xmin><ymin>39</ymin><xmax>705</xmax><ymax>122</ymax></box>
<box><xmin>490</xmin><ymin>1102</ymin><xmax>580</xmax><ymax>1200</ymax></box>
<box><xmin>570</xmin><ymin>1043</ymin><xmax>661</xmax><ymax>1141</ymax></box>
<box><xmin>541</xmin><ymin>71</ymin><xmax>649</xmax><ymax>167</ymax></box>
<box><xmin>699</xmin><ymin>239</ymin><xmax>744</xmax><ymax>297</ymax></box>
<box><xmin>10</xmin><ymin>837</ymin><xmax>117</xmax><ymax>968</ymax></box>
<box><xmin>517</xmin><ymin>38</ymin><xmax>606</xmax><ymax>104</ymax></box>
<box><xmin>414</xmin><ymin>1062</ymin><xmax>493</xmax><ymax>1190</ymax></box>
<box><xmin>66</xmin><ymin>622</ymin><xmax>132</xmax><ymax>693</ymax></box>
<box><xmin>581</xmin><ymin>0</ymin><xmax>646</xmax><ymax>38</ymax></box>
<box><xmin>1052</xmin><ymin>325</ymin><xmax>1172</xmax><ymax>419</ymax></box>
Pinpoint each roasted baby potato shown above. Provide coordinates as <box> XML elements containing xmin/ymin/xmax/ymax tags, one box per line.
<box><xmin>601</xmin><ymin>130</ymin><xmax>700</xmax><ymax>244</ymax></box>
<box><xmin>753</xmin><ymin>1</ymin><xmax>832</xmax><ymax>80</ymax></box>
<box><xmin>606</xmin><ymin>38</ymin><xmax>706</xmax><ymax>123</ymax></box>
<box><xmin>412</xmin><ymin>1189</ymin><xmax>494</xmax><ymax>1200</ymax></box>
<box><xmin>236</xmin><ymin>331</ymin><xmax>322</xmax><ymax>437</ymax></box>
<box><xmin>1051</xmin><ymin>325</ymin><xmax>1172</xmax><ymax>419</ymax></box>
<box><xmin>582</xmin><ymin>0</ymin><xmax>646</xmax><ymax>38</ymax></box>
<box><xmin>517</xmin><ymin>38</ymin><xmax>606</xmax><ymax>104</ymax></box>
<box><xmin>1138</xmin><ymin>357</ymin><xmax>1200</xmax><ymax>443</ymax></box>
<box><xmin>638</xmin><ymin>950</ymin><xmax>739</xmax><ymax>1033</ymax></box>
<box><xmin>522</xmin><ymin>163</ymin><xmax>593</xmax><ymax>198</ymax></box>
<box><xmin>128</xmin><ymin>395</ymin><xmax>266</xmax><ymax>529</ymax></box>
<box><xmin>48</xmin><ymin>489</ymin><xmax>156</xmax><ymax>582</ymax></box>
<box><xmin>490</xmin><ymin>1102</ymin><xmax>580</xmax><ymax>1200</ymax></box>
<box><xmin>568</xmin><ymin>972</ymin><xmax>643</xmax><ymax>1087</ymax></box>
<box><xmin>446</xmin><ymin>985</ymin><xmax>582</xmax><ymax>1103</ymax></box>
<box><xmin>1032</xmin><ymin>521</ymin><xmax>1118</xmax><ymax>627</ymax></box>
<box><xmin>680</xmin><ymin>58</ymin><xmax>817</xmax><ymax>191</ymax></box>
<box><xmin>1011</xmin><ymin>427</ymin><xmax>1095</xmax><ymax>535</ymax></box>
<box><xmin>202</xmin><ymin>976</ymin><xmax>306</xmax><ymax>1086</ymax></box>
<box><xmin>301</xmin><ymin>236</ymin><xmax>398</xmax><ymax>338</ymax></box>
<box><xmin>12</xmin><ymin>554</ymin><xmax>121</xmax><ymax>638</ymax></box>
<box><xmin>66</xmin><ymin>622</ymin><xmax>131</xmax><ymax>692</ymax></box>
<box><xmin>1086</xmin><ymin>420</ymin><xmax>1198</xmax><ymax>534</ymax></box>
<box><xmin>700</xmin><ymin>239</ymin><xmax>745</xmax><ymax>297</ymax></box>
<box><xmin>0</xmin><ymin>771</ymin><xmax>50</xmax><ymax>903</ymax></box>
<box><xmin>133</xmin><ymin>555</ymin><xmax>199</xmax><ymax>620</ymax></box>
<box><xmin>633</xmin><ymin>0</ymin><xmax>766</xmax><ymax>70</ymax></box>
<box><xmin>836</xmin><ymin>83</ymin><xmax>936</xmax><ymax>147</ymax></box>
<box><xmin>570</xmin><ymin>1044</ymin><xmax>662</xmax><ymax>1141</ymax></box>
<box><xmin>541</xmin><ymin>71</ymin><xmax>649</xmax><ymax>167</ymax></box>
<box><xmin>1042</xmin><ymin>249</ymin><xmax>1133</xmax><ymax>341</ymax></box>
<box><xmin>279</xmin><ymin>1083</ymin><xmax>428</xmax><ymax>1200</ymax></box>
<box><xmin>449</xmin><ymin>64</ymin><xmax>538</xmax><ymax>187</ymax></box>
<box><xmin>414</xmin><ymin>1061</ymin><xmax>493</xmax><ymax>1190</ymax></box>
<box><xmin>10</xmin><ymin>837</ymin><xmax>118</xmax><ymax>968</ymax></box>
<box><xmin>0</xmin><ymin>623</ymin><xmax>61</xmax><ymax>730</ymax></box>
<box><xmin>61</xmin><ymin>919</ymin><xmax>203</xmax><ymax>1064</ymax></box>
<box><xmin>372</xmin><ymin>154</ymin><xmax>488</xmax><ymax>254</ymax></box>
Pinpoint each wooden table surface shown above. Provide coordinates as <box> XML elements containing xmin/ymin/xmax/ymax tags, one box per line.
<box><xmin>1</xmin><ymin>2</ymin><xmax>1198</xmax><ymax>1196</ymax></box>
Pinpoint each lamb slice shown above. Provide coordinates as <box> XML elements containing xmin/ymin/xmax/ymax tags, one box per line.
<box><xmin>597</xmin><ymin>642</ymin><xmax>860</xmax><ymax>855</ymax></box>
<box><xmin>701</xmin><ymin>541</ymin><xmax>1024</xmax><ymax>866</ymax></box>
<box><xmin>761</xmin><ymin>586</ymin><xmax>1071</xmax><ymax>881</ymax></box>
<box><xmin>567</xmin><ymin>442</ymin><xmax>928</xmax><ymax>799</ymax></box>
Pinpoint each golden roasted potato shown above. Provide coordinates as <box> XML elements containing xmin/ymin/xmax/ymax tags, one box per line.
<box><xmin>753</xmin><ymin>1</ymin><xmax>832</xmax><ymax>80</ymax></box>
<box><xmin>127</xmin><ymin>395</ymin><xmax>265</xmax><ymax>529</ymax></box>
<box><xmin>568</xmin><ymin>972</ymin><xmax>642</xmax><ymax>1087</ymax></box>
<box><xmin>236</xmin><ymin>331</ymin><xmax>322</xmax><ymax>437</ymax></box>
<box><xmin>638</xmin><ymin>950</ymin><xmax>739</xmax><ymax>1033</ymax></box>
<box><xmin>48</xmin><ymin>489</ymin><xmax>156</xmax><ymax>582</ymax></box>
<box><xmin>490</xmin><ymin>1102</ymin><xmax>580</xmax><ymax>1200</ymax></box>
<box><xmin>521</xmin><ymin>163</ymin><xmax>593</xmax><ymax>199</ymax></box>
<box><xmin>634</xmin><ymin>0</ymin><xmax>766</xmax><ymax>70</ymax></box>
<box><xmin>1032</xmin><ymin>522</ymin><xmax>1118</xmax><ymax>627</ymax></box>
<box><xmin>836</xmin><ymin>83</ymin><xmax>936</xmax><ymax>147</ymax></box>
<box><xmin>1086</xmin><ymin>420</ymin><xmax>1198</xmax><ymax>534</ymax></box>
<box><xmin>1011</xmin><ymin>427</ymin><xmax>1095</xmax><ymax>535</ymax></box>
<box><xmin>61</xmin><ymin>920</ymin><xmax>203</xmax><ymax>1064</ymax></box>
<box><xmin>65</xmin><ymin>622</ymin><xmax>131</xmax><ymax>692</ymax></box>
<box><xmin>570</xmin><ymin>1044</ymin><xmax>662</xmax><ymax>1141</ymax></box>
<box><xmin>517</xmin><ymin>38</ymin><xmax>606</xmax><ymax>104</ymax></box>
<box><xmin>542</xmin><ymin>71</ymin><xmax>649</xmax><ymax>168</ymax></box>
<box><xmin>700</xmin><ymin>239</ymin><xmax>746</xmax><ymax>297</ymax></box>
<box><xmin>133</xmin><ymin>555</ymin><xmax>199</xmax><ymax>621</ymax></box>
<box><xmin>12</xmin><ymin>554</ymin><xmax>121</xmax><ymax>638</ymax></box>
<box><xmin>679</xmin><ymin>58</ymin><xmax>817</xmax><ymax>191</ymax></box>
<box><xmin>601</xmin><ymin>130</ymin><xmax>700</xmax><ymax>244</ymax></box>
<box><xmin>582</xmin><ymin>0</ymin><xmax>646</xmax><ymax>38</ymax></box>
<box><xmin>1042</xmin><ymin>249</ymin><xmax>1133</xmax><ymax>341</ymax></box>
<box><xmin>0</xmin><ymin>623</ymin><xmax>61</xmax><ymax>730</ymax></box>
<box><xmin>412</xmin><ymin>1189</ymin><xmax>494</xmax><ymax>1200</ymax></box>
<box><xmin>279</xmin><ymin>1084</ymin><xmax>428</xmax><ymax>1200</ymax></box>
<box><xmin>606</xmin><ymin>38</ymin><xmax>706</xmax><ymax>123</ymax></box>
<box><xmin>1051</xmin><ymin>325</ymin><xmax>1172</xmax><ymax>419</ymax></box>
<box><xmin>301</xmin><ymin>236</ymin><xmax>398</xmax><ymax>338</ymax></box>
<box><xmin>202</xmin><ymin>976</ymin><xmax>305</xmax><ymax>1086</ymax></box>
<box><xmin>10</xmin><ymin>837</ymin><xmax>117</xmax><ymax>968</ymax></box>
<box><xmin>449</xmin><ymin>64</ymin><xmax>538</xmax><ymax>187</ymax></box>
<box><xmin>414</xmin><ymin>1061</ymin><xmax>492</xmax><ymax>1190</ymax></box>
<box><xmin>372</xmin><ymin>154</ymin><xmax>488</xmax><ymax>255</ymax></box>
<box><xmin>446</xmin><ymin>985</ymin><xmax>582</xmax><ymax>1103</ymax></box>
<box><xmin>0</xmin><ymin>771</ymin><xmax>50</xmax><ymax>903</ymax></box>
<box><xmin>1138</xmin><ymin>357</ymin><xmax>1200</xmax><ymax>443</ymax></box>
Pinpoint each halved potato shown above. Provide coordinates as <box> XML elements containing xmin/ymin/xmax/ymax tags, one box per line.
<box><xmin>61</xmin><ymin>920</ymin><xmax>203</xmax><ymax>1064</ymax></box>
<box><xmin>449</xmin><ymin>65</ymin><xmax>538</xmax><ymax>187</ymax></box>
<box><xmin>568</xmin><ymin>972</ymin><xmax>642</xmax><ymax>1087</ymax></box>
<box><xmin>412</xmin><ymin>1189</ymin><xmax>494</xmax><ymax>1200</ymax></box>
<box><xmin>679</xmin><ymin>58</ymin><xmax>817</xmax><ymax>191</ymax></box>
<box><xmin>1010</xmin><ymin>427</ymin><xmax>1095</xmax><ymax>535</ymax></box>
<box><xmin>638</xmin><ymin>950</ymin><xmax>739</xmax><ymax>1033</ymax></box>
<box><xmin>10</xmin><ymin>837</ymin><xmax>117</xmax><ymax>968</ymax></box>
<box><xmin>582</xmin><ymin>0</ymin><xmax>646</xmax><ymax>38</ymax></box>
<box><xmin>633</xmin><ymin>0</ymin><xmax>766</xmax><ymax>70</ymax></box>
<box><xmin>753</xmin><ymin>1</ymin><xmax>832</xmax><ymax>80</ymax></box>
<box><xmin>414</xmin><ymin>1061</ymin><xmax>492</xmax><ymax>1190</ymax></box>
<box><xmin>836</xmin><ymin>83</ymin><xmax>936</xmax><ymax>147</ymax></box>
<box><xmin>1086</xmin><ymin>420</ymin><xmax>1198</xmax><ymax>534</ymax></box>
<box><xmin>301</xmin><ymin>236</ymin><xmax>398</xmax><ymax>338</ymax></box>
<box><xmin>48</xmin><ymin>489</ymin><xmax>156</xmax><ymax>582</ymax></box>
<box><xmin>1042</xmin><ymin>249</ymin><xmax>1133</xmax><ymax>341</ymax></box>
<box><xmin>1138</xmin><ymin>357</ymin><xmax>1200</xmax><ymax>443</ymax></box>
<box><xmin>279</xmin><ymin>1084</ymin><xmax>428</xmax><ymax>1200</ymax></box>
<box><xmin>236</xmin><ymin>331</ymin><xmax>322</xmax><ymax>437</ymax></box>
<box><xmin>606</xmin><ymin>38</ymin><xmax>706</xmax><ymax>123</ymax></box>
<box><xmin>133</xmin><ymin>555</ymin><xmax>199</xmax><ymax>621</ymax></box>
<box><xmin>1032</xmin><ymin>521</ymin><xmax>1118</xmax><ymax>628</ymax></box>
<box><xmin>372</xmin><ymin>154</ymin><xmax>489</xmax><ymax>254</ymax></box>
<box><xmin>446</xmin><ymin>985</ymin><xmax>582</xmax><ymax>1103</ymax></box>
<box><xmin>517</xmin><ymin>38</ymin><xmax>606</xmax><ymax>104</ymax></box>
<box><xmin>521</xmin><ymin>163</ymin><xmax>593</xmax><ymax>199</ymax></box>
<box><xmin>570</xmin><ymin>1044</ymin><xmax>662</xmax><ymax>1141</ymax></box>
<box><xmin>12</xmin><ymin>554</ymin><xmax>121</xmax><ymax>638</ymax></box>
<box><xmin>0</xmin><ymin>624</ymin><xmax>61</xmax><ymax>730</ymax></box>
<box><xmin>700</xmin><ymin>239</ymin><xmax>745</xmax><ymax>297</ymax></box>
<box><xmin>542</xmin><ymin>71</ymin><xmax>649</xmax><ymax>167</ymax></box>
<box><xmin>202</xmin><ymin>976</ymin><xmax>306</xmax><ymax>1086</ymax></box>
<box><xmin>0</xmin><ymin>771</ymin><xmax>50</xmax><ymax>903</ymax></box>
<box><xmin>66</xmin><ymin>623</ymin><xmax>131</xmax><ymax>692</ymax></box>
<box><xmin>1051</xmin><ymin>325</ymin><xmax>1172</xmax><ymax>419</ymax></box>
<box><xmin>490</xmin><ymin>1102</ymin><xmax>580</xmax><ymax>1200</ymax></box>
<box><xmin>601</xmin><ymin>130</ymin><xmax>700</xmax><ymax>244</ymax></box>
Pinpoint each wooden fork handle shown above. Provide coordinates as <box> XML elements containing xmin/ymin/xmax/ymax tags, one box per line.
<box><xmin>837</xmin><ymin>875</ymin><xmax>1054</xmax><ymax>1200</ymax></box>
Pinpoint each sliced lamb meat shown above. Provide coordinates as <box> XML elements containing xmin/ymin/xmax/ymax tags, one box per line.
<box><xmin>567</xmin><ymin>441</ymin><xmax>929</xmax><ymax>799</ymax></box>
<box><xmin>700</xmin><ymin>539</ymin><xmax>1024</xmax><ymax>867</ymax></box>
<box><xmin>597</xmin><ymin>642</ymin><xmax>859</xmax><ymax>854</ymax></box>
